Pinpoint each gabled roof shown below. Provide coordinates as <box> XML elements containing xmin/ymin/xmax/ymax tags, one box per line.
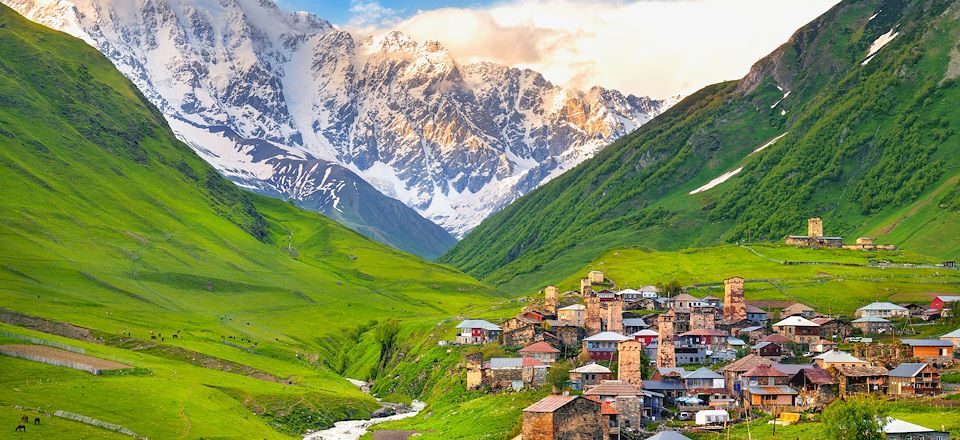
<box><xmin>888</xmin><ymin>363</ymin><xmax>931</xmax><ymax>378</ymax></box>
<box><xmin>631</xmin><ymin>329</ymin><xmax>659</xmax><ymax>337</ymax></box>
<box><xmin>524</xmin><ymin>395</ymin><xmax>578</xmax><ymax>413</ymax></box>
<box><xmin>718</xmin><ymin>354</ymin><xmax>773</xmax><ymax>373</ymax></box>
<box><xmin>745</xmin><ymin>305</ymin><xmax>767</xmax><ymax>314</ymax></box>
<box><xmin>858</xmin><ymin>302</ymin><xmax>908</xmax><ymax>312</ymax></box>
<box><xmin>901</xmin><ymin>339</ymin><xmax>953</xmax><ymax>347</ymax></box>
<box><xmin>456</xmin><ymin>319</ymin><xmax>501</xmax><ymax>331</ymax></box>
<box><xmin>772</xmin><ymin>364</ymin><xmax>814</xmax><ymax>376</ymax></box>
<box><xmin>942</xmin><ymin>328</ymin><xmax>960</xmax><ymax>338</ymax></box>
<box><xmin>814</xmin><ymin>350</ymin><xmax>865</xmax><ymax>364</ymax></box>
<box><xmin>773</xmin><ymin>316</ymin><xmax>820</xmax><ymax>327</ymax></box>
<box><xmin>783</xmin><ymin>303</ymin><xmax>814</xmax><ymax>312</ymax></box>
<box><xmin>727</xmin><ymin>337</ymin><xmax>747</xmax><ymax>346</ymax></box>
<box><xmin>934</xmin><ymin>295</ymin><xmax>960</xmax><ymax>303</ymax></box>
<box><xmin>739</xmin><ymin>326</ymin><xmax>763</xmax><ymax>333</ymax></box>
<box><xmin>759</xmin><ymin>334</ymin><xmax>791</xmax><ymax>344</ymax></box>
<box><xmin>571</xmin><ymin>363</ymin><xmax>612</xmax><ymax>374</ymax></box>
<box><xmin>751</xmin><ymin>341</ymin><xmax>774</xmax><ymax>350</ymax></box>
<box><xmin>584</xmin><ymin>331</ymin><xmax>629</xmax><ymax>342</ymax></box>
<box><xmin>673</xmin><ymin>293</ymin><xmax>699</xmax><ymax>302</ymax></box>
<box><xmin>622</xmin><ymin>318</ymin><xmax>649</xmax><ymax>327</ymax></box>
<box><xmin>639</xmin><ymin>285</ymin><xmax>660</xmax><ymax>292</ymax></box>
<box><xmin>680</xmin><ymin>329</ymin><xmax>728</xmax><ymax>337</ymax></box>
<box><xmin>748</xmin><ymin>385</ymin><xmax>798</xmax><ymax>395</ymax></box>
<box><xmin>795</xmin><ymin>367</ymin><xmax>836</xmax><ymax>385</ymax></box>
<box><xmin>558</xmin><ymin>304</ymin><xmax>585</xmax><ymax>311</ymax></box>
<box><xmin>836</xmin><ymin>365</ymin><xmax>888</xmax><ymax>377</ymax></box>
<box><xmin>744</xmin><ymin>364</ymin><xmax>788</xmax><ymax>378</ymax></box>
<box><xmin>519</xmin><ymin>341</ymin><xmax>560</xmax><ymax>354</ymax></box>
<box><xmin>489</xmin><ymin>357</ymin><xmax>545</xmax><ymax>369</ymax></box>
<box><xmin>646</xmin><ymin>431</ymin><xmax>692</xmax><ymax>440</ymax></box>
<box><xmin>852</xmin><ymin>316</ymin><xmax>890</xmax><ymax>323</ymax></box>
<box><xmin>882</xmin><ymin>417</ymin><xmax>935</xmax><ymax>434</ymax></box>
<box><xmin>683</xmin><ymin>367</ymin><xmax>723</xmax><ymax>380</ymax></box>
<box><xmin>642</xmin><ymin>380</ymin><xmax>686</xmax><ymax>391</ymax></box>
<box><xmin>600</xmin><ymin>402</ymin><xmax>619</xmax><ymax>415</ymax></box>
<box><xmin>583</xmin><ymin>380</ymin><xmax>642</xmax><ymax>397</ymax></box>
<box><xmin>656</xmin><ymin>367</ymin><xmax>686</xmax><ymax>377</ymax></box>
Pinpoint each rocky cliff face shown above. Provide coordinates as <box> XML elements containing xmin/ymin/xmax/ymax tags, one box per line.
<box><xmin>6</xmin><ymin>0</ymin><xmax>670</xmax><ymax>243</ymax></box>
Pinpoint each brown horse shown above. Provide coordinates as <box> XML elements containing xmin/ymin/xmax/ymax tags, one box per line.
<box><xmin>20</xmin><ymin>416</ymin><xmax>28</xmax><ymax>424</ymax></box>
<box><xmin>15</xmin><ymin>424</ymin><xmax>26</xmax><ymax>432</ymax></box>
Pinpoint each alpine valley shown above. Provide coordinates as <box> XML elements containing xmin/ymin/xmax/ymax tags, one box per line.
<box><xmin>3</xmin><ymin>0</ymin><xmax>671</xmax><ymax>258</ymax></box>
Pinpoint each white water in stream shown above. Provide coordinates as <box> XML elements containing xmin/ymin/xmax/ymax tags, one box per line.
<box><xmin>303</xmin><ymin>378</ymin><xmax>425</xmax><ymax>440</ymax></box>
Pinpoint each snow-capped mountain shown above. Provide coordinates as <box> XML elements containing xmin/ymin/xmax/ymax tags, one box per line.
<box><xmin>5</xmin><ymin>0</ymin><xmax>672</xmax><ymax>245</ymax></box>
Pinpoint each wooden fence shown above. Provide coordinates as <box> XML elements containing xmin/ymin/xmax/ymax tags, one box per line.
<box><xmin>0</xmin><ymin>330</ymin><xmax>85</xmax><ymax>353</ymax></box>
<box><xmin>0</xmin><ymin>348</ymin><xmax>101</xmax><ymax>375</ymax></box>
<box><xmin>53</xmin><ymin>410</ymin><xmax>141</xmax><ymax>438</ymax></box>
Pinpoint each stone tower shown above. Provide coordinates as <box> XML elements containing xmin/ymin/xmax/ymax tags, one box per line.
<box><xmin>580</xmin><ymin>278</ymin><xmax>593</xmax><ymax>296</ymax></box>
<box><xmin>618</xmin><ymin>339</ymin><xmax>644</xmax><ymax>387</ymax></box>
<box><xmin>808</xmin><ymin>217</ymin><xmax>823</xmax><ymax>238</ymax></box>
<box><xmin>723</xmin><ymin>276</ymin><xmax>746</xmax><ymax>322</ymax></box>
<box><xmin>605</xmin><ymin>298</ymin><xmax>624</xmax><ymax>334</ymax></box>
<box><xmin>585</xmin><ymin>295</ymin><xmax>602</xmax><ymax>336</ymax></box>
<box><xmin>544</xmin><ymin>285</ymin><xmax>559</xmax><ymax>315</ymax></box>
<box><xmin>691</xmin><ymin>306</ymin><xmax>715</xmax><ymax>330</ymax></box>
<box><xmin>656</xmin><ymin>309</ymin><xmax>676</xmax><ymax>368</ymax></box>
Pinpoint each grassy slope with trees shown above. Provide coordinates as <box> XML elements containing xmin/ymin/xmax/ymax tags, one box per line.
<box><xmin>0</xmin><ymin>5</ymin><xmax>502</xmax><ymax>438</ymax></box>
<box><xmin>441</xmin><ymin>0</ymin><xmax>960</xmax><ymax>289</ymax></box>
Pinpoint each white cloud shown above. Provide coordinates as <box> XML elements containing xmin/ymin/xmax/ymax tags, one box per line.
<box><xmin>348</xmin><ymin>1</ymin><xmax>402</xmax><ymax>31</ymax></box>
<box><xmin>382</xmin><ymin>0</ymin><xmax>840</xmax><ymax>98</ymax></box>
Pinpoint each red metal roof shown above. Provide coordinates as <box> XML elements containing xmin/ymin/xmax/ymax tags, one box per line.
<box><xmin>519</xmin><ymin>341</ymin><xmax>561</xmax><ymax>354</ymax></box>
<box><xmin>744</xmin><ymin>364</ymin><xmax>788</xmax><ymax>378</ymax></box>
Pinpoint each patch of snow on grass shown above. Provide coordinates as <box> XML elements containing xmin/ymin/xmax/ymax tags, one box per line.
<box><xmin>689</xmin><ymin>167</ymin><xmax>744</xmax><ymax>195</ymax></box>
<box><xmin>751</xmin><ymin>132</ymin><xmax>790</xmax><ymax>155</ymax></box>
<box><xmin>862</xmin><ymin>29</ymin><xmax>899</xmax><ymax>65</ymax></box>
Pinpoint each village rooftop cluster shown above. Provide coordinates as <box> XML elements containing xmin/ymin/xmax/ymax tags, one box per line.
<box><xmin>453</xmin><ymin>265</ymin><xmax>960</xmax><ymax>439</ymax></box>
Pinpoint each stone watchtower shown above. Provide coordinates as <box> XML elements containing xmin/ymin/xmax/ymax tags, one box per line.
<box><xmin>544</xmin><ymin>285</ymin><xmax>559</xmax><ymax>315</ymax></box>
<box><xmin>580</xmin><ymin>278</ymin><xmax>593</xmax><ymax>296</ymax></box>
<box><xmin>585</xmin><ymin>295</ymin><xmax>602</xmax><ymax>336</ymax></box>
<box><xmin>618</xmin><ymin>339</ymin><xmax>644</xmax><ymax>387</ymax></box>
<box><xmin>605</xmin><ymin>297</ymin><xmax>624</xmax><ymax>334</ymax></box>
<box><xmin>723</xmin><ymin>276</ymin><xmax>746</xmax><ymax>322</ymax></box>
<box><xmin>691</xmin><ymin>306</ymin><xmax>715</xmax><ymax>330</ymax></box>
<box><xmin>808</xmin><ymin>217</ymin><xmax>824</xmax><ymax>238</ymax></box>
<box><xmin>656</xmin><ymin>309</ymin><xmax>676</xmax><ymax>368</ymax></box>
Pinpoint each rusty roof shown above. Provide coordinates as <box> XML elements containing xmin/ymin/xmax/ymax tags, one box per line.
<box><xmin>796</xmin><ymin>367</ymin><xmax>836</xmax><ymax>385</ymax></box>
<box><xmin>718</xmin><ymin>354</ymin><xmax>773</xmax><ymax>373</ymax></box>
<box><xmin>583</xmin><ymin>380</ymin><xmax>643</xmax><ymax>397</ymax></box>
<box><xmin>744</xmin><ymin>364</ymin><xmax>788</xmax><ymax>378</ymax></box>
<box><xmin>680</xmin><ymin>329</ymin><xmax>728</xmax><ymax>337</ymax></box>
<box><xmin>601</xmin><ymin>402</ymin><xmax>620</xmax><ymax>415</ymax></box>
<box><xmin>759</xmin><ymin>334</ymin><xmax>791</xmax><ymax>344</ymax></box>
<box><xmin>836</xmin><ymin>365</ymin><xmax>889</xmax><ymax>377</ymax></box>
<box><xmin>523</xmin><ymin>395</ymin><xmax>578</xmax><ymax>413</ymax></box>
<box><xmin>747</xmin><ymin>385</ymin><xmax>798</xmax><ymax>395</ymax></box>
<box><xmin>519</xmin><ymin>341</ymin><xmax>560</xmax><ymax>354</ymax></box>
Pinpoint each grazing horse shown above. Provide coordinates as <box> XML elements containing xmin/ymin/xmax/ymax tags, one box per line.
<box><xmin>15</xmin><ymin>424</ymin><xmax>26</xmax><ymax>432</ymax></box>
<box><xmin>34</xmin><ymin>417</ymin><xmax>40</xmax><ymax>425</ymax></box>
<box><xmin>20</xmin><ymin>416</ymin><xmax>28</xmax><ymax>424</ymax></box>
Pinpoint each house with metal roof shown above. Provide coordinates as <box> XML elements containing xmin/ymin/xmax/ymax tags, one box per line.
<box><xmin>851</xmin><ymin>316</ymin><xmax>893</xmax><ymax>334</ymax></box>
<box><xmin>584</xmin><ymin>332</ymin><xmax>629</xmax><ymax>361</ymax></box>
<box><xmin>931</xmin><ymin>295</ymin><xmax>960</xmax><ymax>311</ymax></box>
<box><xmin>856</xmin><ymin>302</ymin><xmax>909</xmax><ymax>319</ymax></box>
<box><xmin>622</xmin><ymin>318</ymin><xmax>648</xmax><ymax>334</ymax></box>
<box><xmin>781</xmin><ymin>302</ymin><xmax>816</xmax><ymax>319</ymax></box>
<box><xmin>772</xmin><ymin>315</ymin><xmax>821</xmax><ymax>345</ymax></box>
<box><xmin>888</xmin><ymin>362</ymin><xmax>941</xmax><ymax>397</ymax></box>
<box><xmin>813</xmin><ymin>350</ymin><xmax>867</xmax><ymax>369</ymax></box>
<box><xmin>942</xmin><ymin>328</ymin><xmax>960</xmax><ymax>347</ymax></box>
<box><xmin>569</xmin><ymin>363</ymin><xmax>612</xmax><ymax>389</ymax></box>
<box><xmin>522</xmin><ymin>395</ymin><xmax>606</xmax><ymax>440</ymax></box>
<box><xmin>747</xmin><ymin>385</ymin><xmax>798</xmax><ymax>408</ymax></box>
<box><xmin>519</xmin><ymin>341</ymin><xmax>561</xmax><ymax>364</ymax></box>
<box><xmin>881</xmin><ymin>417</ymin><xmax>950</xmax><ymax>440</ymax></box>
<box><xmin>789</xmin><ymin>367</ymin><xmax>836</xmax><ymax>405</ymax></box>
<box><xmin>556</xmin><ymin>304</ymin><xmax>585</xmax><ymax>327</ymax></box>
<box><xmin>455</xmin><ymin>319</ymin><xmax>502</xmax><ymax>344</ymax></box>
<box><xmin>900</xmin><ymin>339</ymin><xmax>955</xmax><ymax>366</ymax></box>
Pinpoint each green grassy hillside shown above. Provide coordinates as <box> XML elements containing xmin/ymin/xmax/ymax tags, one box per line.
<box><xmin>441</xmin><ymin>0</ymin><xmax>960</xmax><ymax>287</ymax></box>
<box><xmin>0</xmin><ymin>5</ymin><xmax>501</xmax><ymax>438</ymax></box>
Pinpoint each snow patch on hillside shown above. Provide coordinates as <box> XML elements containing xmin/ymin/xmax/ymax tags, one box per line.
<box><xmin>689</xmin><ymin>167</ymin><xmax>744</xmax><ymax>195</ymax></box>
<box><xmin>862</xmin><ymin>29</ymin><xmax>899</xmax><ymax>65</ymax></box>
<box><xmin>751</xmin><ymin>132</ymin><xmax>790</xmax><ymax>155</ymax></box>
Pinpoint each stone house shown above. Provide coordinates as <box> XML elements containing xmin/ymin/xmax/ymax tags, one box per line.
<box><xmin>503</xmin><ymin>322</ymin><xmax>541</xmax><ymax>347</ymax></box>
<box><xmin>467</xmin><ymin>355</ymin><xmax>548</xmax><ymax>390</ymax></box>
<box><xmin>772</xmin><ymin>315</ymin><xmax>821</xmax><ymax>346</ymax></box>
<box><xmin>544</xmin><ymin>321</ymin><xmax>583</xmax><ymax>349</ymax></box>
<box><xmin>813</xmin><ymin>317</ymin><xmax>852</xmax><ymax>340</ymax></box>
<box><xmin>520</xmin><ymin>341</ymin><xmax>561</xmax><ymax>364</ymax></box>
<box><xmin>670</xmin><ymin>293</ymin><xmax>703</xmax><ymax>310</ymax></box>
<box><xmin>588</xmin><ymin>271</ymin><xmax>606</xmax><ymax>284</ymax></box>
<box><xmin>899</xmin><ymin>339</ymin><xmax>955</xmax><ymax>367</ymax></box>
<box><xmin>522</xmin><ymin>395</ymin><xmax>607</xmax><ymax>440</ymax></box>
<box><xmin>888</xmin><ymin>363</ymin><xmax>940</xmax><ymax>397</ymax></box>
<box><xmin>678</xmin><ymin>329</ymin><xmax>728</xmax><ymax>352</ymax></box>
<box><xmin>583</xmin><ymin>380</ymin><xmax>661</xmax><ymax>427</ymax></box>
<box><xmin>852</xmin><ymin>316</ymin><xmax>893</xmax><ymax>335</ymax></box>
<box><xmin>810</xmin><ymin>339</ymin><xmax>838</xmax><ymax>353</ymax></box>
<box><xmin>834</xmin><ymin>365</ymin><xmax>888</xmax><ymax>395</ymax></box>
<box><xmin>789</xmin><ymin>367</ymin><xmax>836</xmax><ymax>406</ymax></box>
<box><xmin>455</xmin><ymin>319</ymin><xmax>502</xmax><ymax>344</ymax></box>
<box><xmin>557</xmin><ymin>304</ymin><xmax>585</xmax><ymax>327</ymax></box>
<box><xmin>622</xmin><ymin>318</ymin><xmax>648</xmax><ymax>335</ymax></box>
<box><xmin>784</xmin><ymin>218</ymin><xmax>842</xmax><ymax>248</ymax></box>
<box><xmin>718</xmin><ymin>354</ymin><xmax>774</xmax><ymax>395</ymax></box>
<box><xmin>781</xmin><ymin>303</ymin><xmax>816</xmax><ymax>319</ymax></box>
<box><xmin>570</xmin><ymin>363</ymin><xmax>613</xmax><ymax>390</ymax></box>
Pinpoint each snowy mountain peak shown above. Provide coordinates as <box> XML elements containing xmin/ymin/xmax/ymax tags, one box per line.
<box><xmin>4</xmin><ymin>0</ymin><xmax>675</xmax><ymax>242</ymax></box>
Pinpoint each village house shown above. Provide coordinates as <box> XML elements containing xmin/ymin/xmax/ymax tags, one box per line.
<box><xmin>881</xmin><ymin>418</ymin><xmax>951</xmax><ymax>440</ymax></box>
<box><xmin>543</xmin><ymin>320</ymin><xmax>582</xmax><ymax>349</ymax></box>
<box><xmin>681</xmin><ymin>367</ymin><xmax>727</xmax><ymax>404</ymax></box>
<box><xmin>772</xmin><ymin>315</ymin><xmax>821</xmax><ymax>346</ymax></box>
<box><xmin>737</xmin><ymin>326</ymin><xmax>766</xmax><ymax>342</ymax></box>
<box><xmin>584</xmin><ymin>332</ymin><xmax>629</xmax><ymax>361</ymax></box>
<box><xmin>503</xmin><ymin>320</ymin><xmax>542</xmax><ymax>347</ymax></box>
<box><xmin>588</xmin><ymin>270</ymin><xmax>606</xmax><ymax>284</ymax></box>
<box><xmin>856</xmin><ymin>302</ymin><xmax>909</xmax><ymax>319</ymax></box>
<box><xmin>747</xmin><ymin>385</ymin><xmax>798</xmax><ymax>409</ymax></box>
<box><xmin>630</xmin><ymin>329</ymin><xmax>658</xmax><ymax>345</ymax></box>
<box><xmin>520</xmin><ymin>341</ymin><xmax>561</xmax><ymax>364</ymax></box>
<box><xmin>888</xmin><ymin>363</ymin><xmax>941</xmax><ymax>397</ymax></box>
<box><xmin>751</xmin><ymin>341</ymin><xmax>784</xmax><ymax>361</ymax></box>
<box><xmin>852</xmin><ymin>316</ymin><xmax>894</xmax><ymax>334</ymax></box>
<box><xmin>930</xmin><ymin>295</ymin><xmax>960</xmax><ymax>311</ymax></box>
<box><xmin>678</xmin><ymin>329</ymin><xmax>729</xmax><ymax>351</ymax></box>
<box><xmin>456</xmin><ymin>319</ymin><xmax>502</xmax><ymax>344</ymax></box>
<box><xmin>467</xmin><ymin>355</ymin><xmax>548</xmax><ymax>390</ymax></box>
<box><xmin>810</xmin><ymin>339</ymin><xmax>838</xmax><ymax>353</ymax></box>
<box><xmin>726</xmin><ymin>337</ymin><xmax>748</xmax><ymax>351</ymax></box>
<box><xmin>743</xmin><ymin>364</ymin><xmax>790</xmax><ymax>387</ymax></box>
<box><xmin>622</xmin><ymin>318</ymin><xmax>648</xmax><ymax>335</ymax></box>
<box><xmin>638</xmin><ymin>285</ymin><xmax>660</xmax><ymax>299</ymax></box>
<box><xmin>583</xmin><ymin>380</ymin><xmax>665</xmax><ymax>426</ymax></box>
<box><xmin>557</xmin><ymin>304</ymin><xmax>585</xmax><ymax>327</ymax></box>
<box><xmin>745</xmin><ymin>305</ymin><xmax>769</xmax><ymax>324</ymax></box>
<box><xmin>835</xmin><ymin>365</ymin><xmax>888</xmax><ymax>396</ymax></box>
<box><xmin>813</xmin><ymin>317</ymin><xmax>853</xmax><ymax>340</ymax></box>
<box><xmin>898</xmin><ymin>303</ymin><xmax>926</xmax><ymax>317</ymax></box>
<box><xmin>781</xmin><ymin>302</ymin><xmax>816</xmax><ymax>319</ymax></box>
<box><xmin>718</xmin><ymin>354</ymin><xmax>774</xmax><ymax>395</ymax></box>
<box><xmin>675</xmin><ymin>345</ymin><xmax>709</xmax><ymax>365</ymax></box>
<box><xmin>922</xmin><ymin>308</ymin><xmax>943</xmax><ymax>321</ymax></box>
<box><xmin>841</xmin><ymin>237</ymin><xmax>896</xmax><ymax>251</ymax></box>
<box><xmin>522</xmin><ymin>395</ymin><xmax>607</xmax><ymax>440</ymax></box>
<box><xmin>641</xmin><ymin>379</ymin><xmax>686</xmax><ymax>403</ymax></box>
<box><xmin>618</xmin><ymin>289</ymin><xmax>643</xmax><ymax>303</ymax></box>
<box><xmin>569</xmin><ymin>363</ymin><xmax>613</xmax><ymax>390</ymax></box>
<box><xmin>670</xmin><ymin>293</ymin><xmax>704</xmax><ymax>310</ymax></box>
<box><xmin>900</xmin><ymin>339</ymin><xmax>955</xmax><ymax>367</ymax></box>
<box><xmin>596</xmin><ymin>290</ymin><xmax>618</xmax><ymax>301</ymax></box>
<box><xmin>789</xmin><ymin>367</ymin><xmax>836</xmax><ymax>406</ymax></box>
<box><xmin>814</xmin><ymin>350</ymin><xmax>867</xmax><ymax>369</ymax></box>
<box><xmin>942</xmin><ymin>328</ymin><xmax>960</xmax><ymax>348</ymax></box>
